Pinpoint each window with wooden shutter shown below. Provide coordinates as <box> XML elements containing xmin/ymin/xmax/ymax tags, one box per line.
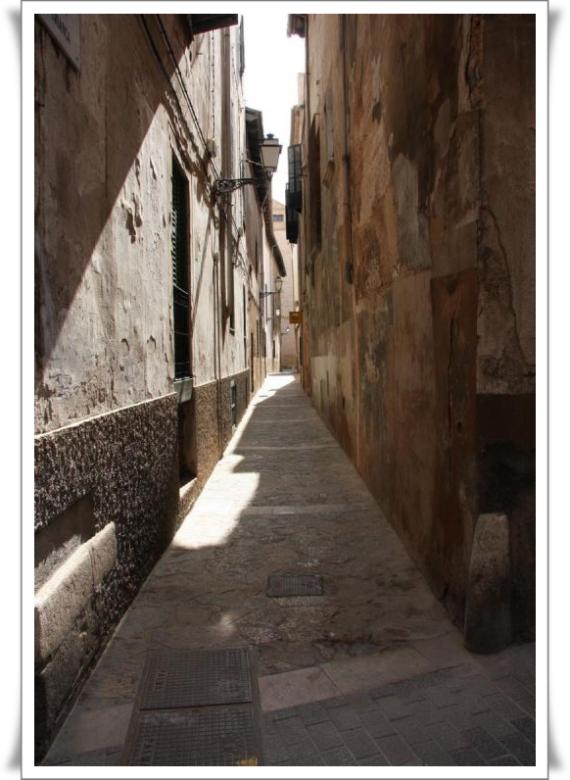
<box><xmin>171</xmin><ymin>157</ymin><xmax>191</xmax><ymax>380</ymax></box>
<box><xmin>286</xmin><ymin>183</ymin><xmax>300</xmax><ymax>244</ymax></box>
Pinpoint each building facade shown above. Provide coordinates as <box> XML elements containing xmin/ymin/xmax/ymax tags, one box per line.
<box><xmin>243</xmin><ymin>109</ymin><xmax>285</xmax><ymax>389</ymax></box>
<box><xmin>272</xmin><ymin>199</ymin><xmax>300</xmax><ymax>370</ymax></box>
<box><xmin>34</xmin><ymin>13</ymin><xmax>283</xmax><ymax>757</ymax></box>
<box><xmin>288</xmin><ymin>14</ymin><xmax>535</xmax><ymax>645</ymax></box>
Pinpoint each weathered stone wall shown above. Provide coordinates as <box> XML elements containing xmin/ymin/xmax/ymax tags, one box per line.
<box><xmin>299</xmin><ymin>14</ymin><xmax>535</xmax><ymax>630</ymax></box>
<box><xmin>273</xmin><ymin>199</ymin><xmax>299</xmax><ymax>369</ymax></box>
<box><xmin>475</xmin><ymin>15</ymin><xmax>536</xmax><ymax>640</ymax></box>
<box><xmin>35</xmin><ymin>15</ymin><xmax>250</xmax><ymax>434</ymax></box>
<box><xmin>34</xmin><ymin>394</ymin><xmax>179</xmax><ymax>757</ymax></box>
<box><xmin>34</xmin><ymin>14</ymin><xmax>257</xmax><ymax>757</ymax></box>
<box><xmin>191</xmin><ymin>369</ymin><xmax>250</xmax><ymax>481</ymax></box>
<box><xmin>34</xmin><ymin>15</ymin><xmax>174</xmax><ymax>434</ymax></box>
<box><xmin>244</xmin><ymin>150</ymin><xmax>267</xmax><ymax>394</ymax></box>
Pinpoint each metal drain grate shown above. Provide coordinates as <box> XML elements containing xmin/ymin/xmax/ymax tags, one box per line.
<box><xmin>266</xmin><ymin>574</ymin><xmax>324</xmax><ymax>597</ymax></box>
<box><xmin>138</xmin><ymin>647</ymin><xmax>254</xmax><ymax>710</ymax></box>
<box><xmin>122</xmin><ymin>707</ymin><xmax>261</xmax><ymax>766</ymax></box>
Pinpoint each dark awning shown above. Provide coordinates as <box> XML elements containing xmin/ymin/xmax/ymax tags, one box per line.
<box><xmin>187</xmin><ymin>15</ymin><xmax>238</xmax><ymax>37</ymax></box>
<box><xmin>287</xmin><ymin>14</ymin><xmax>306</xmax><ymax>38</ymax></box>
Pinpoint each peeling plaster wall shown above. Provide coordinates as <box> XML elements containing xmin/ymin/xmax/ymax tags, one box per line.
<box><xmin>188</xmin><ymin>24</ymin><xmax>250</xmax><ymax>387</ymax></box>
<box><xmin>475</xmin><ymin>15</ymin><xmax>536</xmax><ymax>638</ymax></box>
<box><xmin>477</xmin><ymin>15</ymin><xmax>535</xmax><ymax>394</ymax></box>
<box><xmin>34</xmin><ymin>15</ymin><xmax>256</xmax><ymax>756</ymax></box>
<box><xmin>35</xmin><ymin>16</ymin><xmax>250</xmax><ymax>434</ymax></box>
<box><xmin>300</xmin><ymin>14</ymin><xmax>535</xmax><ymax>628</ymax></box>
<box><xmin>35</xmin><ymin>16</ymin><xmax>174</xmax><ymax>434</ymax></box>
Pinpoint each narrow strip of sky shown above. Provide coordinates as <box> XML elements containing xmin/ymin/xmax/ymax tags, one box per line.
<box><xmin>242</xmin><ymin>11</ymin><xmax>305</xmax><ymax>206</ymax></box>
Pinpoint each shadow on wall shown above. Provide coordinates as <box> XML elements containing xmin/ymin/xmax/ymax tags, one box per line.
<box><xmin>39</xmin><ymin>374</ymin><xmax>536</xmax><ymax>766</ymax></box>
<box><xmin>35</xmin><ymin>14</ymin><xmax>211</xmax><ymax>380</ymax></box>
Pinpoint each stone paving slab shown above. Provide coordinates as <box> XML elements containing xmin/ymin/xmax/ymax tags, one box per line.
<box><xmin>262</xmin><ymin>658</ymin><xmax>536</xmax><ymax>767</ymax></box>
<box><xmin>259</xmin><ymin>666</ymin><xmax>340</xmax><ymax>711</ymax></box>
<box><xmin>321</xmin><ymin>645</ymin><xmax>440</xmax><ymax>695</ymax></box>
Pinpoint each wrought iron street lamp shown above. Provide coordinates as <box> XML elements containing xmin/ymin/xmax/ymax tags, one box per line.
<box><xmin>259</xmin><ymin>276</ymin><xmax>283</xmax><ymax>298</ymax></box>
<box><xmin>259</xmin><ymin>134</ymin><xmax>281</xmax><ymax>175</ymax></box>
<box><xmin>213</xmin><ymin>134</ymin><xmax>282</xmax><ymax>196</ymax></box>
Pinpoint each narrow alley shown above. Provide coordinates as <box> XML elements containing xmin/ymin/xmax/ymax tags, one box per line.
<box><xmin>30</xmin><ymin>8</ymin><xmax>539</xmax><ymax>774</ymax></box>
<box><xmin>43</xmin><ymin>374</ymin><xmax>535</xmax><ymax>767</ymax></box>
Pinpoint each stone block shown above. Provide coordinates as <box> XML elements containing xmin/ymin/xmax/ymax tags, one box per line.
<box><xmin>341</xmin><ymin>727</ymin><xmax>379</xmax><ymax>759</ymax></box>
<box><xmin>43</xmin><ymin>702</ymin><xmax>132</xmax><ymax>763</ymax></box>
<box><xmin>259</xmin><ymin>666</ymin><xmax>340</xmax><ymax>712</ymax></box>
<box><xmin>449</xmin><ymin>747</ymin><xmax>485</xmax><ymax>765</ymax></box>
<box><xmin>328</xmin><ymin>705</ymin><xmax>362</xmax><ymax>732</ymax></box>
<box><xmin>464</xmin><ymin>513</ymin><xmax>512</xmax><ymax>653</ymax></box>
<box><xmin>89</xmin><ymin>522</ymin><xmax>118</xmax><ymax>584</ymax></box>
<box><xmin>357</xmin><ymin>752</ymin><xmax>390</xmax><ymax>766</ymax></box>
<box><xmin>322</xmin><ymin>745</ymin><xmax>357</xmax><ymax>765</ymax></box>
<box><xmin>306</xmin><ymin>721</ymin><xmax>344</xmax><ymax>751</ymax></box>
<box><xmin>278</xmin><ymin>716</ymin><xmax>311</xmax><ymax>747</ymax></box>
<box><xmin>499</xmin><ymin>733</ymin><xmax>535</xmax><ymax>765</ymax></box>
<box><xmin>375</xmin><ymin>734</ymin><xmax>419</xmax><ymax>765</ymax></box>
<box><xmin>35</xmin><ymin>523</ymin><xmax>117</xmax><ymax>664</ymax></box>
<box><xmin>35</xmin><ymin>544</ymin><xmax>93</xmax><ymax>665</ymax></box>
<box><xmin>460</xmin><ymin>726</ymin><xmax>505</xmax><ymax>759</ymax></box>
<box><xmin>411</xmin><ymin>739</ymin><xmax>455</xmax><ymax>766</ymax></box>
<box><xmin>323</xmin><ymin>645</ymin><xmax>435</xmax><ymax>694</ymax></box>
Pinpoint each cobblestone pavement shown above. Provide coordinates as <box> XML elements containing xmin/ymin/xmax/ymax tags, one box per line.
<box><xmin>43</xmin><ymin>374</ymin><xmax>536</xmax><ymax>768</ymax></box>
<box><xmin>263</xmin><ymin>651</ymin><xmax>535</xmax><ymax>766</ymax></box>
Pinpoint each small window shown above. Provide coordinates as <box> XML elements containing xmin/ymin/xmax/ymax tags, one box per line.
<box><xmin>273</xmin><ymin>213</ymin><xmax>285</xmax><ymax>222</ymax></box>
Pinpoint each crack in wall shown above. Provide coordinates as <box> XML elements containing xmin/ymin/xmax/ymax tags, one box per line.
<box><xmin>480</xmin><ymin>204</ymin><xmax>531</xmax><ymax>372</ymax></box>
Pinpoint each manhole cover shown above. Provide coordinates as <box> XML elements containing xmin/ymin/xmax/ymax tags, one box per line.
<box><xmin>138</xmin><ymin>647</ymin><xmax>254</xmax><ymax>710</ymax></box>
<box><xmin>122</xmin><ymin>707</ymin><xmax>261</xmax><ymax>766</ymax></box>
<box><xmin>266</xmin><ymin>574</ymin><xmax>324</xmax><ymax>597</ymax></box>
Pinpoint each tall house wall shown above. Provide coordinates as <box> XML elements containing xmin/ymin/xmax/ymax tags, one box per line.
<box><xmin>299</xmin><ymin>14</ymin><xmax>535</xmax><ymax>630</ymax></box>
<box><xmin>261</xmin><ymin>225</ymin><xmax>282</xmax><ymax>373</ymax></box>
<box><xmin>272</xmin><ymin>199</ymin><xmax>298</xmax><ymax>369</ymax></box>
<box><xmin>34</xmin><ymin>14</ymin><xmax>255</xmax><ymax>757</ymax></box>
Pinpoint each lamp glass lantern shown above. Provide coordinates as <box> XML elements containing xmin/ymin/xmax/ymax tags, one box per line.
<box><xmin>260</xmin><ymin>134</ymin><xmax>282</xmax><ymax>175</ymax></box>
<box><xmin>274</xmin><ymin>276</ymin><xmax>283</xmax><ymax>293</ymax></box>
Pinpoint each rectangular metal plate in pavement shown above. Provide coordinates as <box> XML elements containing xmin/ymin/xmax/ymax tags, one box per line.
<box><xmin>138</xmin><ymin>647</ymin><xmax>254</xmax><ymax>710</ymax></box>
<box><xmin>266</xmin><ymin>573</ymin><xmax>324</xmax><ymax>597</ymax></box>
<box><xmin>122</xmin><ymin>707</ymin><xmax>261</xmax><ymax>766</ymax></box>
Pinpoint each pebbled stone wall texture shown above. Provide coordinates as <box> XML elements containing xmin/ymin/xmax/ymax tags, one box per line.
<box><xmin>298</xmin><ymin>14</ymin><xmax>535</xmax><ymax>635</ymax></box>
<box><xmin>190</xmin><ymin>369</ymin><xmax>251</xmax><ymax>491</ymax></box>
<box><xmin>34</xmin><ymin>394</ymin><xmax>179</xmax><ymax>759</ymax></box>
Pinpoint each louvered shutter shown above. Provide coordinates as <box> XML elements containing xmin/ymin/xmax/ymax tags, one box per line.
<box><xmin>171</xmin><ymin>161</ymin><xmax>191</xmax><ymax>379</ymax></box>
